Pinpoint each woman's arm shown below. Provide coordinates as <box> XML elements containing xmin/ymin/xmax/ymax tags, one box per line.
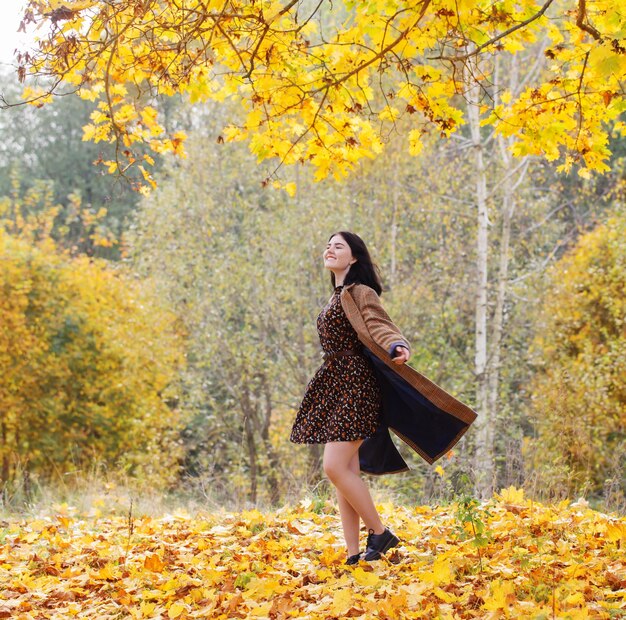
<box><xmin>353</xmin><ymin>285</ymin><xmax>411</xmax><ymax>363</ymax></box>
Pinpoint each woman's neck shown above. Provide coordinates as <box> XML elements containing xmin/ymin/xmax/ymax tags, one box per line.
<box><xmin>333</xmin><ymin>267</ymin><xmax>350</xmax><ymax>287</ymax></box>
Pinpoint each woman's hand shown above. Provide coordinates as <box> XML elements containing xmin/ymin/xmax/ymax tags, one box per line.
<box><xmin>392</xmin><ymin>345</ymin><xmax>410</xmax><ymax>365</ymax></box>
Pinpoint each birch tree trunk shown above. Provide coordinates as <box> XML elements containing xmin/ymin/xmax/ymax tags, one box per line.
<box><xmin>474</xmin><ymin>52</ymin><xmax>530</xmax><ymax>497</ymax></box>
<box><xmin>489</xmin><ymin>47</ymin><xmax>528</xmax><ymax>483</ymax></box>
<box><xmin>466</xmin><ymin>69</ymin><xmax>493</xmax><ymax>498</ymax></box>
<box><xmin>488</xmin><ymin>149</ymin><xmax>528</xmax><ymax>484</ymax></box>
<box><xmin>1</xmin><ymin>418</ymin><xmax>8</xmax><ymax>485</ymax></box>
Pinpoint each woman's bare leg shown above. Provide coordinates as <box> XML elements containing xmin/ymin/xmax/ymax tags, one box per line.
<box><xmin>335</xmin><ymin>450</ymin><xmax>361</xmax><ymax>555</ymax></box>
<box><xmin>323</xmin><ymin>441</ymin><xmax>385</xmax><ymax>543</ymax></box>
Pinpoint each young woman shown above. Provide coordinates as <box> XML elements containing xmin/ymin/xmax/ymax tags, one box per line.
<box><xmin>290</xmin><ymin>231</ymin><xmax>477</xmax><ymax>565</ymax></box>
<box><xmin>290</xmin><ymin>231</ymin><xmax>410</xmax><ymax>564</ymax></box>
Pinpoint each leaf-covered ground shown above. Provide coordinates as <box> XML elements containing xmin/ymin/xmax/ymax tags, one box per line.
<box><xmin>1</xmin><ymin>489</ymin><xmax>625</xmax><ymax>619</ymax></box>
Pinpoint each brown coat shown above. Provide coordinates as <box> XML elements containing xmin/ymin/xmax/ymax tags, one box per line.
<box><xmin>340</xmin><ymin>283</ymin><xmax>477</xmax><ymax>472</ymax></box>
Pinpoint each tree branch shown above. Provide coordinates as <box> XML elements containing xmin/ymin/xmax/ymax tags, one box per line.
<box><xmin>311</xmin><ymin>0</ymin><xmax>432</xmax><ymax>94</ymax></box>
<box><xmin>576</xmin><ymin>0</ymin><xmax>602</xmax><ymax>42</ymax></box>
<box><xmin>431</xmin><ymin>0</ymin><xmax>555</xmax><ymax>62</ymax></box>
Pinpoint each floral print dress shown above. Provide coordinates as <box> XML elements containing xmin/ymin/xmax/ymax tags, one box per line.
<box><xmin>290</xmin><ymin>286</ymin><xmax>382</xmax><ymax>444</ymax></box>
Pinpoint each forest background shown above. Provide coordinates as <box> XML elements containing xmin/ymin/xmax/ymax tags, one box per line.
<box><xmin>0</xmin><ymin>0</ymin><xmax>624</xmax><ymax>518</ymax></box>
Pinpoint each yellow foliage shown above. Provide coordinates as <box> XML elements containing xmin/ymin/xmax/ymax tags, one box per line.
<box><xmin>0</xmin><ymin>228</ymin><xmax>187</xmax><ymax>488</ymax></box>
<box><xmin>16</xmin><ymin>0</ymin><xmax>626</xmax><ymax>186</ymax></box>
<box><xmin>22</xmin><ymin>86</ymin><xmax>54</xmax><ymax>106</ymax></box>
<box><xmin>352</xmin><ymin>566</ymin><xmax>380</xmax><ymax>586</ymax></box>
<box><xmin>408</xmin><ymin>128</ymin><xmax>424</xmax><ymax>156</ymax></box>
<box><xmin>421</xmin><ymin>554</ymin><xmax>454</xmax><ymax>585</ymax></box>
<box><xmin>526</xmin><ymin>214</ymin><xmax>626</xmax><ymax>496</ymax></box>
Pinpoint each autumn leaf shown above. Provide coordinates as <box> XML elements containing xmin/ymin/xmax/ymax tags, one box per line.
<box><xmin>352</xmin><ymin>566</ymin><xmax>380</xmax><ymax>586</ymax></box>
<box><xmin>144</xmin><ymin>553</ymin><xmax>166</xmax><ymax>572</ymax></box>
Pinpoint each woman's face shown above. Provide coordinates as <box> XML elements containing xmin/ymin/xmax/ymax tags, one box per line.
<box><xmin>323</xmin><ymin>234</ymin><xmax>354</xmax><ymax>271</ymax></box>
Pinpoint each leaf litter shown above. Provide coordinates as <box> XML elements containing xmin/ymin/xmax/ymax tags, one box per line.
<box><xmin>0</xmin><ymin>488</ymin><xmax>624</xmax><ymax>619</ymax></box>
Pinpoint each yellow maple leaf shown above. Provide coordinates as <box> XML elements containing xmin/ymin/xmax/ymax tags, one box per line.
<box><xmin>421</xmin><ymin>556</ymin><xmax>453</xmax><ymax>585</ymax></box>
<box><xmin>82</xmin><ymin>124</ymin><xmax>96</xmax><ymax>142</ymax></box>
<box><xmin>352</xmin><ymin>566</ymin><xmax>379</xmax><ymax>587</ymax></box>
<box><xmin>139</xmin><ymin>601</ymin><xmax>157</xmax><ymax>617</ymax></box>
<box><xmin>93</xmin><ymin>562</ymin><xmax>116</xmax><ymax>580</ymax></box>
<box><xmin>408</xmin><ymin>129</ymin><xmax>424</xmax><ymax>156</ymax></box>
<box><xmin>433</xmin><ymin>586</ymin><xmax>456</xmax><ymax>603</ymax></box>
<box><xmin>283</xmin><ymin>182</ymin><xmax>297</xmax><ymax>197</ymax></box>
<box><xmin>331</xmin><ymin>589</ymin><xmax>353</xmax><ymax>615</ymax></box>
<box><xmin>249</xmin><ymin>602</ymin><xmax>273</xmax><ymax>616</ymax></box>
<box><xmin>168</xmin><ymin>601</ymin><xmax>186</xmax><ymax>619</ymax></box>
<box><xmin>114</xmin><ymin>104</ymin><xmax>137</xmax><ymax>125</ymax></box>
<box><xmin>565</xmin><ymin>591</ymin><xmax>586</xmax><ymax>606</ymax></box>
<box><xmin>606</xmin><ymin>522</ymin><xmax>626</xmax><ymax>543</ymax></box>
<box><xmin>24</xmin><ymin>531</ymin><xmax>39</xmax><ymax>543</ymax></box>
<box><xmin>497</xmin><ymin>486</ymin><xmax>525</xmax><ymax>504</ymax></box>
<box><xmin>483</xmin><ymin>579</ymin><xmax>516</xmax><ymax>611</ymax></box>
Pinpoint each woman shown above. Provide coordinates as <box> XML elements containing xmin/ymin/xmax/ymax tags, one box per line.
<box><xmin>290</xmin><ymin>231</ymin><xmax>477</xmax><ymax>565</ymax></box>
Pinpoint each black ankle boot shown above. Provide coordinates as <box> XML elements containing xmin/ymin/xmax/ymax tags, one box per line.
<box><xmin>364</xmin><ymin>528</ymin><xmax>399</xmax><ymax>561</ymax></box>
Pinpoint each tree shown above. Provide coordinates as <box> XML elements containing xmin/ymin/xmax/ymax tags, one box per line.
<box><xmin>0</xmin><ymin>166</ymin><xmax>120</xmax><ymax>256</ymax></box>
<box><xmin>0</xmin><ymin>212</ymin><xmax>187</xmax><ymax>492</ymax></box>
<box><xmin>11</xmin><ymin>0</ymin><xmax>625</xmax><ymax>188</ymax></box>
<box><xmin>525</xmin><ymin>211</ymin><xmax>625</xmax><ymax>501</ymax></box>
<box><xmin>0</xmin><ymin>71</ymin><xmax>166</xmax><ymax>258</ymax></box>
<box><xmin>126</xmin><ymin>102</ymin><xmax>329</xmax><ymax>505</ymax></box>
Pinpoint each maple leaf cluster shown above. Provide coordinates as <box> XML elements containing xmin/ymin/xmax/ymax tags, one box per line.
<box><xmin>15</xmin><ymin>0</ymin><xmax>626</xmax><ymax>189</ymax></box>
<box><xmin>1</xmin><ymin>489</ymin><xmax>625</xmax><ymax>618</ymax></box>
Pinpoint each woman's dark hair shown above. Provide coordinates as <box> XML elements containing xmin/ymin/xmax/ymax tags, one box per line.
<box><xmin>328</xmin><ymin>231</ymin><xmax>383</xmax><ymax>295</ymax></box>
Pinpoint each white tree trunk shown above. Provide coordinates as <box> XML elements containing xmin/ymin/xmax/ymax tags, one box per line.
<box><xmin>466</xmin><ymin>70</ymin><xmax>493</xmax><ymax>498</ymax></box>
<box><xmin>473</xmin><ymin>52</ymin><xmax>531</xmax><ymax>497</ymax></box>
<box><xmin>487</xmin><ymin>52</ymin><xmax>530</xmax><ymax>491</ymax></box>
<box><xmin>487</xmin><ymin>151</ymin><xmax>528</xmax><ymax>470</ymax></box>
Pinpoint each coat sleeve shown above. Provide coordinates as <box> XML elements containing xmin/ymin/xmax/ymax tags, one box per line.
<box><xmin>353</xmin><ymin>285</ymin><xmax>410</xmax><ymax>357</ymax></box>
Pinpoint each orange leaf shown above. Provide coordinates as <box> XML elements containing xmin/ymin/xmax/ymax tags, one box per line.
<box><xmin>144</xmin><ymin>553</ymin><xmax>166</xmax><ymax>572</ymax></box>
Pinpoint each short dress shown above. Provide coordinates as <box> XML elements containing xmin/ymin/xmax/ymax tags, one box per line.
<box><xmin>290</xmin><ymin>285</ymin><xmax>382</xmax><ymax>443</ymax></box>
